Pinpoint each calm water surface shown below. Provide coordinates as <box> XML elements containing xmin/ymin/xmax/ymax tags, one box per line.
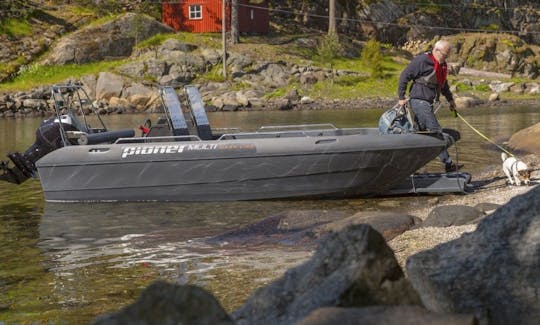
<box><xmin>0</xmin><ymin>106</ymin><xmax>539</xmax><ymax>323</ymax></box>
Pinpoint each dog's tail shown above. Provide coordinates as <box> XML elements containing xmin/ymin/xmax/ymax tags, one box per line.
<box><xmin>501</xmin><ymin>152</ymin><xmax>509</xmax><ymax>161</ymax></box>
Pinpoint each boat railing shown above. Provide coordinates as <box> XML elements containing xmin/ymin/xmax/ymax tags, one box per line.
<box><xmin>217</xmin><ymin>124</ymin><xmax>341</xmax><ymax>140</ymax></box>
<box><xmin>114</xmin><ymin>135</ymin><xmax>202</xmax><ymax>144</ymax></box>
<box><xmin>257</xmin><ymin>123</ymin><xmax>337</xmax><ymax>131</ymax></box>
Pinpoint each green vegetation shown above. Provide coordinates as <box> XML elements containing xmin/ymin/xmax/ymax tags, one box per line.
<box><xmin>316</xmin><ymin>33</ymin><xmax>343</xmax><ymax>68</ymax></box>
<box><xmin>0</xmin><ymin>61</ymin><xmax>125</xmax><ymax>92</ymax></box>
<box><xmin>308</xmin><ymin>74</ymin><xmax>398</xmax><ymax>99</ymax></box>
<box><xmin>360</xmin><ymin>39</ymin><xmax>385</xmax><ymax>79</ymax></box>
<box><xmin>0</xmin><ymin>18</ymin><xmax>32</xmax><ymax>37</ymax></box>
<box><xmin>199</xmin><ymin>64</ymin><xmax>226</xmax><ymax>83</ymax></box>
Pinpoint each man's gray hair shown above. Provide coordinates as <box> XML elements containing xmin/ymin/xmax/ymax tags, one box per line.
<box><xmin>434</xmin><ymin>40</ymin><xmax>451</xmax><ymax>50</ymax></box>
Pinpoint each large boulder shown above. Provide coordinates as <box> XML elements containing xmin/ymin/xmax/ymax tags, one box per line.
<box><xmin>406</xmin><ymin>186</ymin><xmax>540</xmax><ymax>324</ymax></box>
<box><xmin>92</xmin><ymin>281</ymin><xmax>233</xmax><ymax>325</ymax></box>
<box><xmin>41</xmin><ymin>13</ymin><xmax>173</xmax><ymax>65</ymax></box>
<box><xmin>232</xmin><ymin>224</ymin><xmax>421</xmax><ymax>325</ymax></box>
<box><xmin>507</xmin><ymin>122</ymin><xmax>540</xmax><ymax>154</ymax></box>
<box><xmin>95</xmin><ymin>72</ymin><xmax>124</xmax><ymax>100</ymax></box>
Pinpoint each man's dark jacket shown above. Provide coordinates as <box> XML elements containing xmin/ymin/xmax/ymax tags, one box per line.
<box><xmin>398</xmin><ymin>53</ymin><xmax>453</xmax><ymax>104</ymax></box>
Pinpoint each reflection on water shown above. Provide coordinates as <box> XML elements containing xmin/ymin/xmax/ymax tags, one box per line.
<box><xmin>39</xmin><ymin>200</ymin><xmax>355</xmax><ymax>273</ymax></box>
<box><xmin>1</xmin><ymin>106</ymin><xmax>540</xmax><ymax>322</ymax></box>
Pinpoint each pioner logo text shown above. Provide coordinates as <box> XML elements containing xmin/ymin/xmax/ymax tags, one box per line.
<box><xmin>121</xmin><ymin>144</ymin><xmax>218</xmax><ymax>158</ymax></box>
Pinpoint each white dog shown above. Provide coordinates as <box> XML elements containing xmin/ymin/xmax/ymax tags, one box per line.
<box><xmin>501</xmin><ymin>152</ymin><xmax>531</xmax><ymax>186</ymax></box>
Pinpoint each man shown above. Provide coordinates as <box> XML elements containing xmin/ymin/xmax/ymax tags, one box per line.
<box><xmin>398</xmin><ymin>39</ymin><xmax>463</xmax><ymax>173</ymax></box>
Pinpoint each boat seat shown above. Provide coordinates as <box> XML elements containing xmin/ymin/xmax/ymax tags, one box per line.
<box><xmin>184</xmin><ymin>85</ymin><xmax>215</xmax><ymax>140</ymax></box>
<box><xmin>159</xmin><ymin>87</ymin><xmax>190</xmax><ymax>137</ymax></box>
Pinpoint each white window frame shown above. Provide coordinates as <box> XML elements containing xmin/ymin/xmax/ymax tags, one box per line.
<box><xmin>189</xmin><ymin>4</ymin><xmax>202</xmax><ymax>20</ymax></box>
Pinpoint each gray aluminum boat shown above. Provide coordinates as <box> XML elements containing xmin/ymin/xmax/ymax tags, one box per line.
<box><xmin>0</xmin><ymin>84</ymin><xmax>462</xmax><ymax>202</ymax></box>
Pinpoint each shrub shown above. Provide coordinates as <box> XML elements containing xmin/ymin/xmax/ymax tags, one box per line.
<box><xmin>316</xmin><ymin>33</ymin><xmax>342</xmax><ymax>68</ymax></box>
<box><xmin>360</xmin><ymin>39</ymin><xmax>384</xmax><ymax>79</ymax></box>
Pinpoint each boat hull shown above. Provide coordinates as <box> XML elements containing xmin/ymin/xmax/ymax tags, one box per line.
<box><xmin>36</xmin><ymin>129</ymin><xmax>449</xmax><ymax>202</ymax></box>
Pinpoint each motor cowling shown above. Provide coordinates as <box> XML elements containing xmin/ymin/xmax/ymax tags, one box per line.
<box><xmin>1</xmin><ymin>116</ymin><xmax>78</xmax><ymax>184</ymax></box>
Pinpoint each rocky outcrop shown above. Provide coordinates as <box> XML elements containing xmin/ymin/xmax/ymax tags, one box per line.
<box><xmin>507</xmin><ymin>122</ymin><xmax>540</xmax><ymax>154</ymax></box>
<box><xmin>40</xmin><ymin>13</ymin><xmax>173</xmax><ymax>65</ymax></box>
<box><xmin>406</xmin><ymin>186</ymin><xmax>540</xmax><ymax>324</ymax></box>
<box><xmin>447</xmin><ymin>33</ymin><xmax>540</xmax><ymax>79</ymax></box>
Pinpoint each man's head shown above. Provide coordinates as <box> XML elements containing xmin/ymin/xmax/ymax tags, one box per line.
<box><xmin>433</xmin><ymin>40</ymin><xmax>452</xmax><ymax>63</ymax></box>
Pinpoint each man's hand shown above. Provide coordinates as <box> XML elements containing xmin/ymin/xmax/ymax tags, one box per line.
<box><xmin>448</xmin><ymin>100</ymin><xmax>458</xmax><ymax>117</ymax></box>
<box><xmin>398</xmin><ymin>99</ymin><xmax>408</xmax><ymax>107</ymax></box>
<box><xmin>448</xmin><ymin>100</ymin><xmax>456</xmax><ymax>111</ymax></box>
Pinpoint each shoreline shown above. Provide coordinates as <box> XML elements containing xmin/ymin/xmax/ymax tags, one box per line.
<box><xmin>390</xmin><ymin>153</ymin><xmax>539</xmax><ymax>268</ymax></box>
<box><xmin>2</xmin><ymin>95</ymin><xmax>540</xmax><ymax>120</ymax></box>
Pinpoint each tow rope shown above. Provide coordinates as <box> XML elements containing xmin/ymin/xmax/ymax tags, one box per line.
<box><xmin>455</xmin><ymin>110</ymin><xmax>515</xmax><ymax>157</ymax></box>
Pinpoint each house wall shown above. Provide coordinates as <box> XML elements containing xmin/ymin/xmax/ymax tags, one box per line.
<box><xmin>162</xmin><ymin>0</ymin><xmax>268</xmax><ymax>34</ymax></box>
<box><xmin>238</xmin><ymin>0</ymin><xmax>269</xmax><ymax>34</ymax></box>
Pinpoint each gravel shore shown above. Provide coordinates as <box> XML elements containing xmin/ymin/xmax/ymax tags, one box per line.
<box><xmin>389</xmin><ymin>153</ymin><xmax>539</xmax><ymax>268</ymax></box>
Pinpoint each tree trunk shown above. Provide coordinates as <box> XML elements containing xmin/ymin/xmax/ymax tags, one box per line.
<box><xmin>328</xmin><ymin>0</ymin><xmax>337</xmax><ymax>35</ymax></box>
<box><xmin>231</xmin><ymin>0</ymin><xmax>239</xmax><ymax>44</ymax></box>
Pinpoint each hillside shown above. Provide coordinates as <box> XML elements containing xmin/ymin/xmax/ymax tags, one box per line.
<box><xmin>2</xmin><ymin>1</ymin><xmax>540</xmax><ymax>83</ymax></box>
<box><xmin>1</xmin><ymin>1</ymin><xmax>540</xmax><ymax>118</ymax></box>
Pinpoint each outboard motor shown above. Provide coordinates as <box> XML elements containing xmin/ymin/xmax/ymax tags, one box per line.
<box><xmin>0</xmin><ymin>115</ymin><xmax>78</xmax><ymax>184</ymax></box>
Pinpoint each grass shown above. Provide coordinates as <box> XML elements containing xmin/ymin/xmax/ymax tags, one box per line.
<box><xmin>0</xmin><ymin>18</ymin><xmax>32</xmax><ymax>37</ymax></box>
<box><xmin>136</xmin><ymin>32</ymin><xmax>223</xmax><ymax>52</ymax></box>
<box><xmin>0</xmin><ymin>60</ymin><xmax>125</xmax><ymax>92</ymax></box>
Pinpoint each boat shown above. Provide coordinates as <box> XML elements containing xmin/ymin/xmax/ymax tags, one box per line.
<box><xmin>0</xmin><ymin>84</ymin><xmax>467</xmax><ymax>202</ymax></box>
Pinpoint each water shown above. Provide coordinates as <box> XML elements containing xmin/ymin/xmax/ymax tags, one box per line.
<box><xmin>1</xmin><ymin>106</ymin><xmax>539</xmax><ymax>323</ymax></box>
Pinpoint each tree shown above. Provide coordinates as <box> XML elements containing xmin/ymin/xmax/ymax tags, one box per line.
<box><xmin>360</xmin><ymin>39</ymin><xmax>384</xmax><ymax>79</ymax></box>
<box><xmin>231</xmin><ymin>0</ymin><xmax>239</xmax><ymax>44</ymax></box>
<box><xmin>317</xmin><ymin>33</ymin><xmax>342</xmax><ymax>69</ymax></box>
<box><xmin>328</xmin><ymin>0</ymin><xmax>336</xmax><ymax>35</ymax></box>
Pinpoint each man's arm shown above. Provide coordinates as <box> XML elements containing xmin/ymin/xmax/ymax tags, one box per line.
<box><xmin>397</xmin><ymin>55</ymin><xmax>421</xmax><ymax>104</ymax></box>
<box><xmin>441</xmin><ymin>81</ymin><xmax>456</xmax><ymax>110</ymax></box>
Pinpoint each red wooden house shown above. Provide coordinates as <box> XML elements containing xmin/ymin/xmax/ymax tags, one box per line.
<box><xmin>162</xmin><ymin>0</ymin><xmax>269</xmax><ymax>34</ymax></box>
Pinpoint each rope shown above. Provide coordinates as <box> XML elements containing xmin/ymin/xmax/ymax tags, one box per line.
<box><xmin>455</xmin><ymin>111</ymin><xmax>515</xmax><ymax>157</ymax></box>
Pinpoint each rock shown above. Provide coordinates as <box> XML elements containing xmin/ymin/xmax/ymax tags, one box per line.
<box><xmin>108</xmin><ymin>97</ymin><xmax>131</xmax><ymax>111</ymax></box>
<box><xmin>41</xmin><ymin>13</ymin><xmax>173</xmax><ymax>65</ymax></box>
<box><xmin>92</xmin><ymin>280</ymin><xmax>233</xmax><ymax>325</ymax></box>
<box><xmin>207</xmin><ymin>210</ymin><xmax>350</xmax><ymax>247</ymax></box>
<box><xmin>406</xmin><ymin>186</ymin><xmax>540</xmax><ymax>324</ymax></box>
<box><xmin>123</xmin><ymin>83</ymin><xmax>155</xmax><ymax>108</ymax></box>
<box><xmin>284</xmin><ymin>88</ymin><xmax>300</xmax><ymax>102</ymax></box>
<box><xmin>298</xmin><ymin>306</ymin><xmax>476</xmax><ymax>325</ymax></box>
<box><xmin>95</xmin><ymin>72</ymin><xmax>124</xmax><ymax>100</ymax></box>
<box><xmin>507</xmin><ymin>122</ymin><xmax>540</xmax><ymax>154</ymax></box>
<box><xmin>420</xmin><ymin>205</ymin><xmax>485</xmax><ymax>227</ymax></box>
<box><xmin>454</xmin><ymin>96</ymin><xmax>483</xmax><ymax>108</ymax></box>
<box><xmin>232</xmin><ymin>224</ymin><xmax>421</xmax><ymax>325</ymax></box>
<box><xmin>159</xmin><ymin>39</ymin><xmax>197</xmax><ymax>52</ymax></box>
<box><xmin>316</xmin><ymin>212</ymin><xmax>421</xmax><ymax>241</ymax></box>
<box><xmin>473</xmin><ymin>202</ymin><xmax>501</xmax><ymax>214</ymax></box>
<box><xmin>488</xmin><ymin>92</ymin><xmax>499</xmax><ymax>102</ymax></box>
<box><xmin>489</xmin><ymin>81</ymin><xmax>514</xmax><ymax>93</ymax></box>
